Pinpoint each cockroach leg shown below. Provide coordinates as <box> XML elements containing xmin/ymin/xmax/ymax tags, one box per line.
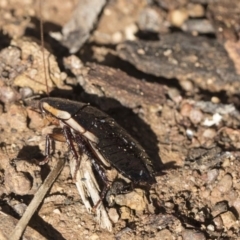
<box><xmin>62</xmin><ymin>125</ymin><xmax>79</xmax><ymax>160</ymax></box>
<box><xmin>39</xmin><ymin>134</ymin><xmax>53</xmax><ymax>165</ymax></box>
<box><xmin>92</xmin><ymin>169</ymin><xmax>112</xmax><ymax>211</ymax></box>
<box><xmin>40</xmin><ymin>124</ymin><xmax>81</xmax><ymax>181</ymax></box>
<box><xmin>62</xmin><ymin>125</ymin><xmax>81</xmax><ymax>180</ymax></box>
<box><xmin>39</xmin><ymin>132</ymin><xmax>66</xmax><ymax>165</ymax></box>
<box><xmin>91</xmin><ymin>160</ymin><xmax>112</xmax><ymax>210</ymax></box>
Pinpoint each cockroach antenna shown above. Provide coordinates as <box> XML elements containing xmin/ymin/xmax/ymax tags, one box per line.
<box><xmin>39</xmin><ymin>0</ymin><xmax>49</xmax><ymax>95</ymax></box>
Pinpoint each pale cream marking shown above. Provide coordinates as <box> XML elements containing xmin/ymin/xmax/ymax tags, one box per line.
<box><xmin>42</xmin><ymin>102</ymin><xmax>71</xmax><ymax>119</ymax></box>
<box><xmin>43</xmin><ymin>102</ymin><xmax>99</xmax><ymax>143</ymax></box>
<box><xmin>65</xmin><ymin>118</ymin><xmax>99</xmax><ymax>143</ymax></box>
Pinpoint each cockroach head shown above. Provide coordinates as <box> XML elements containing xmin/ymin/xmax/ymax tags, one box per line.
<box><xmin>26</xmin><ymin>99</ymin><xmax>41</xmax><ymax>114</ymax></box>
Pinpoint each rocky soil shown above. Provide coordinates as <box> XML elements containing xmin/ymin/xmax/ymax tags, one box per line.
<box><xmin>1</xmin><ymin>0</ymin><xmax>240</xmax><ymax>239</ymax></box>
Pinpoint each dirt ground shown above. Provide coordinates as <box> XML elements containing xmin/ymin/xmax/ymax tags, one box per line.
<box><xmin>1</xmin><ymin>0</ymin><xmax>240</xmax><ymax>239</ymax></box>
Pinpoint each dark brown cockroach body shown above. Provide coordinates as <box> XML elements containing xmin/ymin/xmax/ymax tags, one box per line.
<box><xmin>39</xmin><ymin>97</ymin><xmax>156</xmax><ymax>202</ymax></box>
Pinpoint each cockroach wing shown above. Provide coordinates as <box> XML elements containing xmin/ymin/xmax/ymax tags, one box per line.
<box><xmin>72</xmin><ymin>104</ymin><xmax>156</xmax><ymax>185</ymax></box>
<box><xmin>40</xmin><ymin>97</ymin><xmax>155</xmax><ymax>185</ymax></box>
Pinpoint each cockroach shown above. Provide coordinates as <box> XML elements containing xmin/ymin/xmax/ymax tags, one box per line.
<box><xmin>39</xmin><ymin>97</ymin><xmax>156</xmax><ymax>206</ymax></box>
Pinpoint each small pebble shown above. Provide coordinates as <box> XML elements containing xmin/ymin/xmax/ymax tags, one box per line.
<box><xmin>216</xmin><ymin>174</ymin><xmax>233</xmax><ymax>193</ymax></box>
<box><xmin>53</xmin><ymin>208</ymin><xmax>61</xmax><ymax>215</ymax></box>
<box><xmin>155</xmin><ymin>229</ymin><xmax>173</xmax><ymax>239</ymax></box>
<box><xmin>189</xmin><ymin>108</ymin><xmax>203</xmax><ymax>124</ymax></box>
<box><xmin>165</xmin><ymin>201</ymin><xmax>174</xmax><ymax>209</ymax></box>
<box><xmin>114</xmin><ymin>188</ymin><xmax>147</xmax><ymax>211</ymax></box>
<box><xmin>168</xmin><ymin>88</ymin><xmax>182</xmax><ymax>103</ymax></box>
<box><xmin>222</xmin><ymin>158</ymin><xmax>230</xmax><ymax>168</ymax></box>
<box><xmin>112</xmin><ymin>31</ymin><xmax>122</xmax><ymax>44</ymax></box>
<box><xmin>138</xmin><ymin>7</ymin><xmax>162</xmax><ymax>33</ymax></box>
<box><xmin>0</xmin><ymin>86</ymin><xmax>21</xmax><ymax>104</ymax></box>
<box><xmin>202</xmin><ymin>129</ymin><xmax>216</xmax><ymax>139</ymax></box>
<box><xmin>186</xmin><ymin>129</ymin><xmax>194</xmax><ymax>139</ymax></box>
<box><xmin>180</xmin><ymin>102</ymin><xmax>192</xmax><ymax>117</ymax></box>
<box><xmin>202</xmin><ymin>189</ymin><xmax>210</xmax><ymax>199</ymax></box>
<box><xmin>207</xmin><ymin>224</ymin><xmax>215</xmax><ymax>231</ymax></box>
<box><xmin>233</xmin><ymin>198</ymin><xmax>240</xmax><ymax>216</ymax></box>
<box><xmin>220</xmin><ymin>211</ymin><xmax>236</xmax><ymax>229</ymax></box>
<box><xmin>124</xmin><ymin>24</ymin><xmax>137</xmax><ymax>41</ymax></box>
<box><xmin>89</xmin><ymin>233</ymin><xmax>99</xmax><ymax>240</ymax></box>
<box><xmin>180</xmin><ymin>80</ymin><xmax>194</xmax><ymax>92</ymax></box>
<box><xmin>211</xmin><ymin>96</ymin><xmax>220</xmax><ymax>104</ymax></box>
<box><xmin>119</xmin><ymin>206</ymin><xmax>132</xmax><ymax>220</ymax></box>
<box><xmin>19</xmin><ymin>87</ymin><xmax>34</xmax><ymax>99</ymax></box>
<box><xmin>213</xmin><ymin>216</ymin><xmax>223</xmax><ymax>230</ymax></box>
<box><xmin>108</xmin><ymin>208</ymin><xmax>119</xmax><ymax>223</ymax></box>
<box><xmin>203</xmin><ymin>113</ymin><xmax>222</xmax><ymax>126</ymax></box>
<box><xmin>187</xmin><ymin>3</ymin><xmax>205</xmax><ymax>17</ymax></box>
<box><xmin>182</xmin><ymin>19</ymin><xmax>214</xmax><ymax>34</ymax></box>
<box><xmin>13</xmin><ymin>203</ymin><xmax>27</xmax><ymax>216</ymax></box>
<box><xmin>182</xmin><ymin>229</ymin><xmax>206</xmax><ymax>240</ymax></box>
<box><xmin>4</xmin><ymin>167</ymin><xmax>32</xmax><ymax>195</ymax></box>
<box><xmin>207</xmin><ymin>169</ymin><xmax>219</xmax><ymax>184</ymax></box>
<box><xmin>168</xmin><ymin>8</ymin><xmax>188</xmax><ymax>27</ymax></box>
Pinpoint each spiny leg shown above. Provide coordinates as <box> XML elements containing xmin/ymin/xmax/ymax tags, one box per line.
<box><xmin>91</xmin><ymin>160</ymin><xmax>112</xmax><ymax>210</ymax></box>
<box><xmin>40</xmin><ymin>126</ymin><xmax>80</xmax><ymax>180</ymax></box>
<box><xmin>62</xmin><ymin>125</ymin><xmax>82</xmax><ymax>181</ymax></box>
<box><xmin>39</xmin><ymin>132</ymin><xmax>66</xmax><ymax>165</ymax></box>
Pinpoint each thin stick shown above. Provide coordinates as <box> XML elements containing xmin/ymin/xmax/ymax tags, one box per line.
<box><xmin>39</xmin><ymin>0</ymin><xmax>49</xmax><ymax>94</ymax></box>
<box><xmin>9</xmin><ymin>158</ymin><xmax>65</xmax><ymax>240</ymax></box>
